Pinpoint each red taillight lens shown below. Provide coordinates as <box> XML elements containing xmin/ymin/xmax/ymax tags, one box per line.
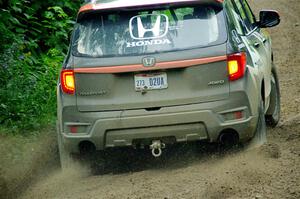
<box><xmin>227</xmin><ymin>53</ymin><xmax>246</xmax><ymax>81</ymax></box>
<box><xmin>61</xmin><ymin>69</ymin><xmax>75</xmax><ymax>94</ymax></box>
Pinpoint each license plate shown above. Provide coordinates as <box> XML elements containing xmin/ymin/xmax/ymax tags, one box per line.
<box><xmin>134</xmin><ymin>73</ymin><xmax>168</xmax><ymax>91</ymax></box>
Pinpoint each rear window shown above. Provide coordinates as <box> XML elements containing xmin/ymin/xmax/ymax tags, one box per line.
<box><xmin>72</xmin><ymin>4</ymin><xmax>227</xmax><ymax>57</ymax></box>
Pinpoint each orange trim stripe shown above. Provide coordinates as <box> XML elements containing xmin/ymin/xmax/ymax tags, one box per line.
<box><xmin>74</xmin><ymin>55</ymin><xmax>227</xmax><ymax>74</ymax></box>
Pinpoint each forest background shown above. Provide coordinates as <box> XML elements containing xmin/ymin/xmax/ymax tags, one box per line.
<box><xmin>0</xmin><ymin>0</ymin><xmax>82</xmax><ymax>132</ymax></box>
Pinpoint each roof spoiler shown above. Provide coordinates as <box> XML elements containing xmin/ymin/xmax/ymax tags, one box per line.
<box><xmin>77</xmin><ymin>0</ymin><xmax>224</xmax><ymax>19</ymax></box>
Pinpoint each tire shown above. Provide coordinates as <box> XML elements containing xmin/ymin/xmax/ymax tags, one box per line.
<box><xmin>254</xmin><ymin>100</ymin><xmax>267</xmax><ymax>144</ymax></box>
<box><xmin>265</xmin><ymin>68</ymin><xmax>281</xmax><ymax>127</ymax></box>
<box><xmin>245</xmin><ymin>99</ymin><xmax>267</xmax><ymax>148</ymax></box>
<box><xmin>57</xmin><ymin>132</ymin><xmax>73</xmax><ymax>170</ymax></box>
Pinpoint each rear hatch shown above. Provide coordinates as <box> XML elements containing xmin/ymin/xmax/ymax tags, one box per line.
<box><xmin>72</xmin><ymin>2</ymin><xmax>229</xmax><ymax>112</ymax></box>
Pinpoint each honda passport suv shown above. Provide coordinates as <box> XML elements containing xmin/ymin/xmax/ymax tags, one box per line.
<box><xmin>57</xmin><ymin>0</ymin><xmax>281</xmax><ymax>168</ymax></box>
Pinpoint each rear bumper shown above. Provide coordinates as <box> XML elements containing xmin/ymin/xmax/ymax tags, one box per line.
<box><xmin>58</xmin><ymin>91</ymin><xmax>258</xmax><ymax>153</ymax></box>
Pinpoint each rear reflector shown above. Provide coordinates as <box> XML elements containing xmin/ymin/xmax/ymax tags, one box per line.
<box><xmin>61</xmin><ymin>69</ymin><xmax>75</xmax><ymax>94</ymax></box>
<box><xmin>222</xmin><ymin>110</ymin><xmax>244</xmax><ymax>121</ymax></box>
<box><xmin>70</xmin><ymin>126</ymin><xmax>78</xmax><ymax>134</ymax></box>
<box><xmin>227</xmin><ymin>53</ymin><xmax>246</xmax><ymax>81</ymax></box>
<box><xmin>234</xmin><ymin>111</ymin><xmax>244</xmax><ymax>119</ymax></box>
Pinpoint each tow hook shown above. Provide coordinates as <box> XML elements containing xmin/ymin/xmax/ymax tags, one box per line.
<box><xmin>150</xmin><ymin>140</ymin><xmax>166</xmax><ymax>158</ymax></box>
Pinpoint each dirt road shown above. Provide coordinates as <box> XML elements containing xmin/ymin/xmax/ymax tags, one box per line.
<box><xmin>17</xmin><ymin>0</ymin><xmax>300</xmax><ymax>198</ymax></box>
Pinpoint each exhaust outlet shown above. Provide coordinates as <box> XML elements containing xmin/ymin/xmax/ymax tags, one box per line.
<box><xmin>150</xmin><ymin>140</ymin><xmax>165</xmax><ymax>158</ymax></box>
<box><xmin>219</xmin><ymin>130</ymin><xmax>239</xmax><ymax>146</ymax></box>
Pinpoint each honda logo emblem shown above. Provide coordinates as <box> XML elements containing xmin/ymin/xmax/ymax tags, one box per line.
<box><xmin>129</xmin><ymin>14</ymin><xmax>169</xmax><ymax>40</ymax></box>
<box><xmin>142</xmin><ymin>57</ymin><xmax>156</xmax><ymax>67</ymax></box>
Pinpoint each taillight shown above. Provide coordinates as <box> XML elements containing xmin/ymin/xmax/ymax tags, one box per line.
<box><xmin>227</xmin><ymin>52</ymin><xmax>246</xmax><ymax>81</ymax></box>
<box><xmin>60</xmin><ymin>69</ymin><xmax>75</xmax><ymax>94</ymax></box>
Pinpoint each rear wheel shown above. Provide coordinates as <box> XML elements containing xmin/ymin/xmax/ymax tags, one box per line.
<box><xmin>57</xmin><ymin>132</ymin><xmax>73</xmax><ymax>170</ymax></box>
<box><xmin>265</xmin><ymin>69</ymin><xmax>281</xmax><ymax>127</ymax></box>
<box><xmin>253</xmin><ymin>100</ymin><xmax>267</xmax><ymax>144</ymax></box>
<box><xmin>245</xmin><ymin>97</ymin><xmax>267</xmax><ymax>148</ymax></box>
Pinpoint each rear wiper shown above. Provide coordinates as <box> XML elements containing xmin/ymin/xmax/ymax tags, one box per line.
<box><xmin>170</xmin><ymin>8</ymin><xmax>178</xmax><ymax>25</ymax></box>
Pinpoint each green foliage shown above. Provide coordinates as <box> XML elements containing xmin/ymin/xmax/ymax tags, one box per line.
<box><xmin>0</xmin><ymin>0</ymin><xmax>81</xmax><ymax>132</ymax></box>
